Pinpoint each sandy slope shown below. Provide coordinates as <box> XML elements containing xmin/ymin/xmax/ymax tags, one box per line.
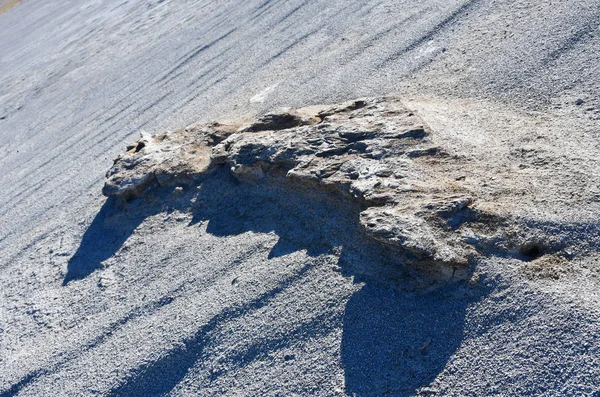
<box><xmin>1</xmin><ymin>0</ymin><xmax>600</xmax><ymax>395</ymax></box>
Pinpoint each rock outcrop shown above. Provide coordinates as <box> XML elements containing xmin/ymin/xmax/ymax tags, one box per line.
<box><xmin>105</xmin><ymin>97</ymin><xmax>578</xmax><ymax>278</ymax></box>
<box><xmin>104</xmin><ymin>97</ymin><xmax>484</xmax><ymax>274</ymax></box>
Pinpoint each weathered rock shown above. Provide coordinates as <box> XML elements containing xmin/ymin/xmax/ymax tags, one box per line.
<box><xmin>103</xmin><ymin>122</ymin><xmax>237</xmax><ymax>200</ymax></box>
<box><xmin>102</xmin><ymin>97</ymin><xmax>490</xmax><ymax>272</ymax></box>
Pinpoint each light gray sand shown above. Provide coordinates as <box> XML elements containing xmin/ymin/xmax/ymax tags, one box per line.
<box><xmin>1</xmin><ymin>0</ymin><xmax>600</xmax><ymax>395</ymax></box>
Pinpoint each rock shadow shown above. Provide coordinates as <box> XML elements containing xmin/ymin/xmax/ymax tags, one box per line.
<box><xmin>63</xmin><ymin>198</ymin><xmax>146</xmax><ymax>285</ymax></box>
<box><xmin>187</xmin><ymin>171</ymin><xmax>353</xmax><ymax>261</ymax></box>
<box><xmin>64</xmin><ymin>167</ymin><xmax>343</xmax><ymax>285</ymax></box>
<box><xmin>64</xmin><ymin>167</ymin><xmax>481</xmax><ymax>395</ymax></box>
<box><xmin>341</xmin><ymin>281</ymin><xmax>481</xmax><ymax>396</ymax></box>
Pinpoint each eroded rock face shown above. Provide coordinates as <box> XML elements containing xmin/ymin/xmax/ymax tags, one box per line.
<box><xmin>104</xmin><ymin>97</ymin><xmax>484</xmax><ymax>274</ymax></box>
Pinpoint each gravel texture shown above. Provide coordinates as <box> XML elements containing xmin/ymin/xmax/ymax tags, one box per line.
<box><xmin>1</xmin><ymin>0</ymin><xmax>600</xmax><ymax>396</ymax></box>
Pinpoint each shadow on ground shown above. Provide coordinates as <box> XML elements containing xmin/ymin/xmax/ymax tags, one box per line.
<box><xmin>341</xmin><ymin>283</ymin><xmax>474</xmax><ymax>396</ymax></box>
<box><xmin>57</xmin><ymin>167</ymin><xmax>482</xmax><ymax>396</ymax></box>
<box><xmin>63</xmin><ymin>200</ymin><xmax>146</xmax><ymax>285</ymax></box>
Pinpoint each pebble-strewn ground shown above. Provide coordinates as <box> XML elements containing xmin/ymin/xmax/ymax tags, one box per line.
<box><xmin>1</xmin><ymin>1</ymin><xmax>600</xmax><ymax>396</ymax></box>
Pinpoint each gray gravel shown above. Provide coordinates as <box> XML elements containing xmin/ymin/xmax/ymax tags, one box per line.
<box><xmin>1</xmin><ymin>0</ymin><xmax>600</xmax><ymax>396</ymax></box>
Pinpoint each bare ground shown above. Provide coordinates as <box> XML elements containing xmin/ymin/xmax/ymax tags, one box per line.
<box><xmin>1</xmin><ymin>0</ymin><xmax>600</xmax><ymax>396</ymax></box>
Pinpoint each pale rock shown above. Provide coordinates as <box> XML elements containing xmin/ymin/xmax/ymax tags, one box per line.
<box><xmin>103</xmin><ymin>97</ymin><xmax>493</xmax><ymax>272</ymax></box>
